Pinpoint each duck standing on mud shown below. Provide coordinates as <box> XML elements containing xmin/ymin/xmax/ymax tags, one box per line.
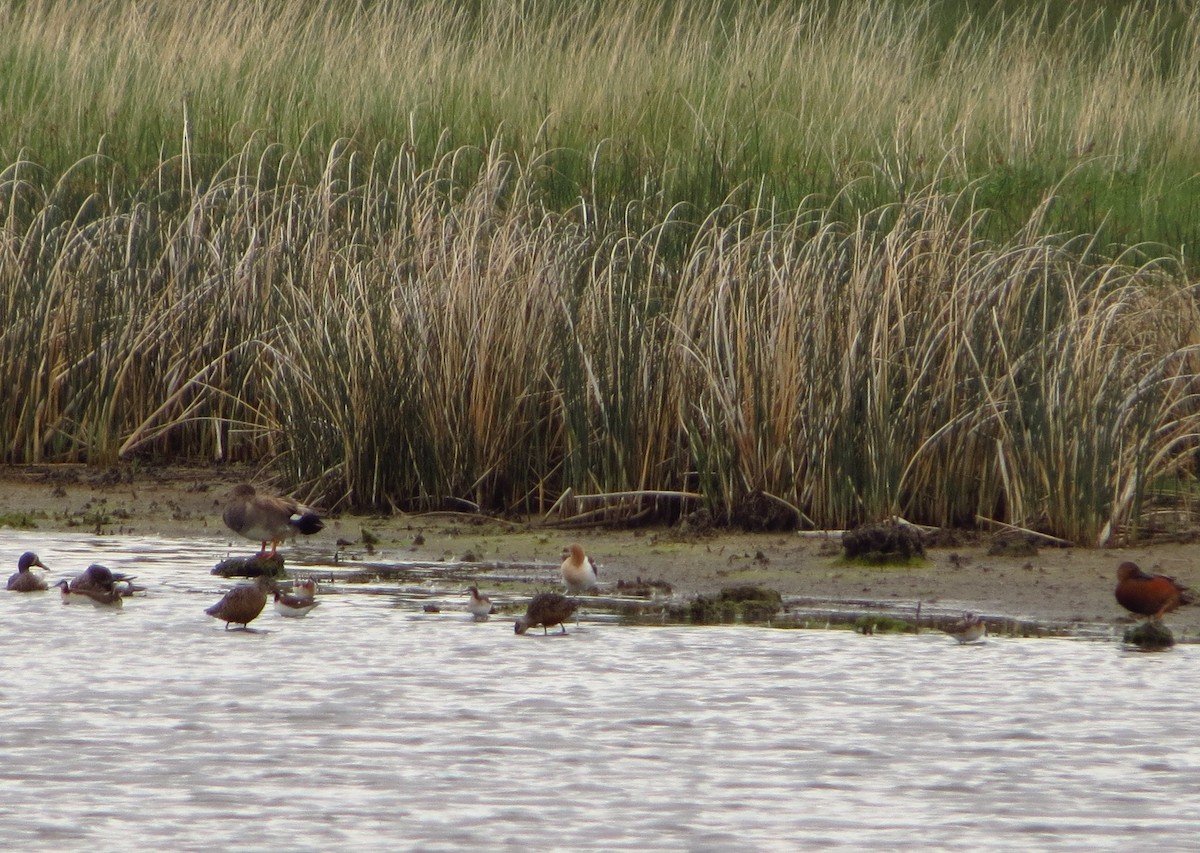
<box><xmin>1115</xmin><ymin>561</ymin><xmax>1193</xmax><ymax>620</ymax></box>
<box><xmin>560</xmin><ymin>543</ymin><xmax>598</xmax><ymax>594</ymax></box>
<box><xmin>223</xmin><ymin>484</ymin><xmax>324</xmax><ymax>557</ymax></box>
<box><xmin>515</xmin><ymin>592</ymin><xmax>579</xmax><ymax>635</ymax></box>
<box><xmin>7</xmin><ymin>552</ymin><xmax>49</xmax><ymax>592</ymax></box>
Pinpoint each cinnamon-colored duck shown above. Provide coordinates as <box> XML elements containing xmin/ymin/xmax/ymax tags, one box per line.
<box><xmin>1115</xmin><ymin>561</ymin><xmax>1194</xmax><ymax>619</ymax></box>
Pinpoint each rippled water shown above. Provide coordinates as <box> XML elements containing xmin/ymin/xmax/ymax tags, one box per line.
<box><xmin>3</xmin><ymin>532</ymin><xmax>1199</xmax><ymax>851</ymax></box>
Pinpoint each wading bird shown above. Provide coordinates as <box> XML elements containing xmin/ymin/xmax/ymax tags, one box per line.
<box><xmin>466</xmin><ymin>585</ymin><xmax>493</xmax><ymax>621</ymax></box>
<box><xmin>560</xmin><ymin>543</ymin><xmax>598</xmax><ymax>594</ymax></box>
<box><xmin>942</xmin><ymin>612</ymin><xmax>986</xmax><ymax>644</ymax></box>
<box><xmin>274</xmin><ymin>578</ymin><xmax>320</xmax><ymax>618</ymax></box>
<box><xmin>206</xmin><ymin>575</ymin><xmax>275</xmax><ymax>629</ymax></box>
<box><xmin>515</xmin><ymin>592</ymin><xmax>579</xmax><ymax>635</ymax></box>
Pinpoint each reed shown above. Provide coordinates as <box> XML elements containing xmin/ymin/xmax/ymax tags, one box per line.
<box><xmin>3</xmin><ymin>135</ymin><xmax>1199</xmax><ymax>544</ymax></box>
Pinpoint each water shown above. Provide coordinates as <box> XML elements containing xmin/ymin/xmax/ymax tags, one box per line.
<box><xmin>2</xmin><ymin>532</ymin><xmax>1199</xmax><ymax>851</ymax></box>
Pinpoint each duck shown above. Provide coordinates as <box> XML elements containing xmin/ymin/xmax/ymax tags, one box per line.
<box><xmin>223</xmin><ymin>484</ymin><xmax>324</xmax><ymax>556</ymax></box>
<box><xmin>560</xmin><ymin>543</ymin><xmax>598</xmax><ymax>594</ymax></box>
<box><xmin>7</xmin><ymin>552</ymin><xmax>49</xmax><ymax>592</ymax></box>
<box><xmin>206</xmin><ymin>575</ymin><xmax>275</xmax><ymax>629</ymax></box>
<box><xmin>942</xmin><ymin>612</ymin><xmax>986</xmax><ymax>644</ymax></box>
<box><xmin>274</xmin><ymin>579</ymin><xmax>320</xmax><ymax>618</ymax></box>
<box><xmin>1115</xmin><ymin>561</ymin><xmax>1194</xmax><ymax>620</ymax></box>
<box><xmin>515</xmin><ymin>592</ymin><xmax>579</xmax><ymax>635</ymax></box>
<box><xmin>54</xmin><ymin>578</ymin><xmax>123</xmax><ymax>608</ymax></box>
<box><xmin>70</xmin><ymin>564</ymin><xmax>143</xmax><ymax>596</ymax></box>
<box><xmin>466</xmin><ymin>585</ymin><xmax>493</xmax><ymax>621</ymax></box>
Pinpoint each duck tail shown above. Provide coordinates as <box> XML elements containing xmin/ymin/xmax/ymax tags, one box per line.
<box><xmin>292</xmin><ymin>512</ymin><xmax>324</xmax><ymax>536</ymax></box>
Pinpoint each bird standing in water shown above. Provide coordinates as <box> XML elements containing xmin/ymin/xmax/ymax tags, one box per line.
<box><xmin>223</xmin><ymin>484</ymin><xmax>324</xmax><ymax>556</ymax></box>
<box><xmin>1115</xmin><ymin>561</ymin><xmax>1193</xmax><ymax>620</ymax></box>
<box><xmin>515</xmin><ymin>592</ymin><xmax>579</xmax><ymax>635</ymax></box>
<box><xmin>560</xmin><ymin>543</ymin><xmax>598</xmax><ymax>594</ymax></box>
<box><xmin>466</xmin><ymin>585</ymin><xmax>493</xmax><ymax>621</ymax></box>
<box><xmin>7</xmin><ymin>552</ymin><xmax>49</xmax><ymax>592</ymax></box>
<box><xmin>206</xmin><ymin>575</ymin><xmax>275</xmax><ymax>629</ymax></box>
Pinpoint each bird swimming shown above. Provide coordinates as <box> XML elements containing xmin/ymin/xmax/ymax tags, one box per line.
<box><xmin>466</xmin><ymin>585</ymin><xmax>493</xmax><ymax>621</ymax></box>
<box><xmin>69</xmin><ymin>564</ymin><xmax>143</xmax><ymax>596</ymax></box>
<box><xmin>942</xmin><ymin>612</ymin><xmax>986</xmax><ymax>644</ymax></box>
<box><xmin>206</xmin><ymin>575</ymin><xmax>275</xmax><ymax>629</ymax></box>
<box><xmin>54</xmin><ymin>578</ymin><xmax>123</xmax><ymax>607</ymax></box>
<box><xmin>1115</xmin><ymin>561</ymin><xmax>1194</xmax><ymax>620</ymax></box>
<box><xmin>515</xmin><ymin>592</ymin><xmax>579</xmax><ymax>635</ymax></box>
<box><xmin>274</xmin><ymin>578</ymin><xmax>320</xmax><ymax>618</ymax></box>
<box><xmin>7</xmin><ymin>552</ymin><xmax>49</xmax><ymax>592</ymax></box>
<box><xmin>223</xmin><ymin>484</ymin><xmax>324</xmax><ymax>556</ymax></box>
<box><xmin>560</xmin><ymin>543</ymin><xmax>598</xmax><ymax>594</ymax></box>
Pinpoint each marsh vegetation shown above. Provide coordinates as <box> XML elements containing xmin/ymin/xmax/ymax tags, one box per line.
<box><xmin>3</xmin><ymin>0</ymin><xmax>1200</xmax><ymax>544</ymax></box>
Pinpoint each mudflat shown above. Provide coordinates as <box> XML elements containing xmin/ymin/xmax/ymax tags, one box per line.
<box><xmin>2</xmin><ymin>463</ymin><xmax>1197</xmax><ymax>634</ymax></box>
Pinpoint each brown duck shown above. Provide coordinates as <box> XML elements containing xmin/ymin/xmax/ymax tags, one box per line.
<box><xmin>206</xmin><ymin>575</ymin><xmax>276</xmax><ymax>629</ymax></box>
<box><xmin>515</xmin><ymin>592</ymin><xmax>579</xmax><ymax>635</ymax></box>
<box><xmin>7</xmin><ymin>552</ymin><xmax>49</xmax><ymax>592</ymax></box>
<box><xmin>1115</xmin><ymin>561</ymin><xmax>1194</xmax><ymax>619</ymax></box>
<box><xmin>70</xmin><ymin>564</ymin><xmax>143</xmax><ymax>596</ymax></box>
<box><xmin>223</xmin><ymin>484</ymin><xmax>324</xmax><ymax>556</ymax></box>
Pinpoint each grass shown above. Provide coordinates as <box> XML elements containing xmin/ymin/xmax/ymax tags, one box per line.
<box><xmin>3</xmin><ymin>1</ymin><xmax>1200</xmax><ymax>545</ymax></box>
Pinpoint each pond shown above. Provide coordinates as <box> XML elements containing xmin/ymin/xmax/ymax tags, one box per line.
<box><xmin>2</xmin><ymin>532</ymin><xmax>1198</xmax><ymax>850</ymax></box>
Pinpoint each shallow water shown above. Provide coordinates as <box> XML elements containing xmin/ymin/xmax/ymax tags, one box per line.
<box><xmin>2</xmin><ymin>532</ymin><xmax>1199</xmax><ymax>851</ymax></box>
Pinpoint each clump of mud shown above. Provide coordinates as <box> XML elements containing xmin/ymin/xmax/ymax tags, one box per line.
<box><xmin>212</xmin><ymin>554</ymin><xmax>287</xmax><ymax>578</ymax></box>
<box><xmin>616</xmin><ymin>576</ymin><xmax>673</xmax><ymax>597</ymax></box>
<box><xmin>841</xmin><ymin>519</ymin><xmax>925</xmax><ymax>563</ymax></box>
<box><xmin>986</xmin><ymin>534</ymin><xmax>1039</xmax><ymax>557</ymax></box>
<box><xmin>667</xmin><ymin>584</ymin><xmax>783</xmax><ymax>624</ymax></box>
<box><xmin>1123</xmin><ymin>620</ymin><xmax>1175</xmax><ymax>649</ymax></box>
<box><xmin>730</xmin><ymin>491</ymin><xmax>799</xmax><ymax>532</ymax></box>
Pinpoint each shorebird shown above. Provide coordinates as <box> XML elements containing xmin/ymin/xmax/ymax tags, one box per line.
<box><xmin>206</xmin><ymin>575</ymin><xmax>275</xmax><ymax>629</ymax></box>
<box><xmin>466</xmin><ymin>585</ymin><xmax>493</xmax><ymax>621</ymax></box>
<box><xmin>54</xmin><ymin>579</ymin><xmax>123</xmax><ymax>608</ymax></box>
<box><xmin>7</xmin><ymin>552</ymin><xmax>48</xmax><ymax>592</ymax></box>
<box><xmin>222</xmin><ymin>484</ymin><xmax>324</xmax><ymax>556</ymax></box>
<box><xmin>560</xmin><ymin>543</ymin><xmax>598</xmax><ymax>594</ymax></box>
<box><xmin>1115</xmin><ymin>561</ymin><xmax>1194</xmax><ymax>620</ymax></box>
<box><xmin>515</xmin><ymin>592</ymin><xmax>579</xmax><ymax>635</ymax></box>
<box><xmin>274</xmin><ymin>579</ymin><xmax>320</xmax><ymax>618</ymax></box>
<box><xmin>942</xmin><ymin>612</ymin><xmax>986</xmax><ymax>644</ymax></box>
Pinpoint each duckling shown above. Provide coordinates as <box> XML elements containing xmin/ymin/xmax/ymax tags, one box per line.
<box><xmin>222</xmin><ymin>484</ymin><xmax>324</xmax><ymax>556</ymax></box>
<box><xmin>7</xmin><ymin>552</ymin><xmax>49</xmax><ymax>592</ymax></box>
<box><xmin>206</xmin><ymin>575</ymin><xmax>275</xmax><ymax>629</ymax></box>
<box><xmin>515</xmin><ymin>592</ymin><xmax>579</xmax><ymax>635</ymax></box>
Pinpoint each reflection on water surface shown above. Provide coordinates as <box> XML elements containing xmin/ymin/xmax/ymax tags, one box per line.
<box><xmin>2</xmin><ymin>532</ymin><xmax>1198</xmax><ymax>850</ymax></box>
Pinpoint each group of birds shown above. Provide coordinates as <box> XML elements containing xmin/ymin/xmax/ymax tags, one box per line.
<box><xmin>9</xmin><ymin>482</ymin><xmax>1195</xmax><ymax>639</ymax></box>
<box><xmin>6</xmin><ymin>482</ymin><xmax>602</xmax><ymax>635</ymax></box>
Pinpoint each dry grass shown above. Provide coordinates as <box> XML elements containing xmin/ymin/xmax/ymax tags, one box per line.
<box><xmin>3</xmin><ymin>136</ymin><xmax>1199</xmax><ymax>545</ymax></box>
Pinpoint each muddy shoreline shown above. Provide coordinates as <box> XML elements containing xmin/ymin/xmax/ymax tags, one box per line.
<box><xmin>3</xmin><ymin>463</ymin><xmax>1198</xmax><ymax>637</ymax></box>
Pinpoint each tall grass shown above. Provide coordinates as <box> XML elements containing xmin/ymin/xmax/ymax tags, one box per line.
<box><xmin>2</xmin><ymin>0</ymin><xmax>1200</xmax><ymax>247</ymax></box>
<box><xmin>3</xmin><ymin>134</ymin><xmax>1199</xmax><ymax>544</ymax></box>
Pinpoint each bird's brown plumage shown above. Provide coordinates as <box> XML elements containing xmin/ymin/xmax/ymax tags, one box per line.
<box><xmin>515</xmin><ymin>592</ymin><xmax>579</xmax><ymax>635</ymax></box>
<box><xmin>207</xmin><ymin>575</ymin><xmax>275</xmax><ymax>628</ymax></box>
<box><xmin>222</xmin><ymin>484</ymin><xmax>324</xmax><ymax>556</ymax></box>
<box><xmin>1115</xmin><ymin>561</ymin><xmax>1194</xmax><ymax>619</ymax></box>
